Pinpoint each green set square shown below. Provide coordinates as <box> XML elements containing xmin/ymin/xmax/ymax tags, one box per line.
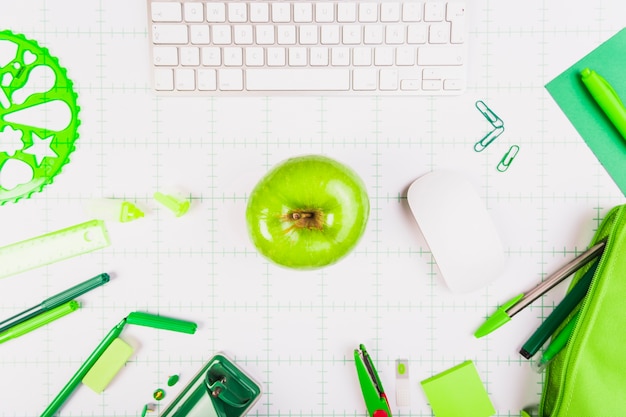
<box><xmin>420</xmin><ymin>360</ymin><xmax>495</xmax><ymax>417</ymax></box>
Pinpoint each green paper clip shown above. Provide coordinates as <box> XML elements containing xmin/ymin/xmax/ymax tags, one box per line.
<box><xmin>497</xmin><ymin>145</ymin><xmax>520</xmax><ymax>172</ymax></box>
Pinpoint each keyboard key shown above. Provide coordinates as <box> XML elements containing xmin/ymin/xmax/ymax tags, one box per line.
<box><xmin>380</xmin><ymin>3</ymin><xmax>401</xmax><ymax>22</ymax></box>
<box><xmin>154</xmin><ymin>68</ymin><xmax>174</xmax><ymax>90</ymax></box>
<box><xmin>246</xmin><ymin>69</ymin><xmax>350</xmax><ymax>91</ymax></box>
<box><xmin>183</xmin><ymin>3</ymin><xmax>203</xmax><ymax>22</ymax></box>
<box><xmin>402</xmin><ymin>2</ymin><xmax>422</xmax><ymax>22</ymax></box>
<box><xmin>359</xmin><ymin>3</ymin><xmax>378</xmax><ymax>22</ymax></box>
<box><xmin>249</xmin><ymin>3</ymin><xmax>269</xmax><ymax>22</ymax></box>
<box><xmin>353</xmin><ymin>47</ymin><xmax>372</xmax><ymax>66</ymax></box>
<box><xmin>422</xmin><ymin>78</ymin><xmax>442</xmax><ymax>90</ymax></box>
<box><xmin>396</xmin><ymin>46</ymin><xmax>416</xmax><ymax>65</ymax></box>
<box><xmin>294</xmin><ymin>3</ymin><xmax>313</xmax><ymax>22</ymax></box>
<box><xmin>152</xmin><ymin>2</ymin><xmax>182</xmax><ymax>22</ymax></box>
<box><xmin>364</xmin><ymin>25</ymin><xmax>384</xmax><ymax>44</ymax></box>
<box><xmin>321</xmin><ymin>26</ymin><xmax>340</xmax><ymax>45</ymax></box>
<box><xmin>310</xmin><ymin>47</ymin><xmax>329</xmax><ymax>66</ymax></box>
<box><xmin>267</xmin><ymin>47</ymin><xmax>286</xmax><ymax>66</ymax></box>
<box><xmin>374</xmin><ymin>47</ymin><xmax>393</xmax><ymax>66</ymax></box>
<box><xmin>446</xmin><ymin>2</ymin><xmax>465</xmax><ymax>21</ymax></box>
<box><xmin>443</xmin><ymin>78</ymin><xmax>464</xmax><ymax>90</ymax></box>
<box><xmin>219</xmin><ymin>69</ymin><xmax>243</xmax><ymax>90</ymax></box>
<box><xmin>385</xmin><ymin>24</ymin><xmax>405</xmax><ymax>44</ymax></box>
<box><xmin>223</xmin><ymin>47</ymin><xmax>243</xmax><ymax>66</ymax></box>
<box><xmin>450</xmin><ymin>19</ymin><xmax>465</xmax><ymax>44</ymax></box>
<box><xmin>331</xmin><ymin>47</ymin><xmax>350</xmax><ymax>66</ymax></box>
<box><xmin>180</xmin><ymin>46</ymin><xmax>200</xmax><ymax>66</ymax></box>
<box><xmin>300</xmin><ymin>25</ymin><xmax>318</xmax><ymax>45</ymax></box>
<box><xmin>206</xmin><ymin>3</ymin><xmax>226</xmax><ymax>22</ymax></box>
<box><xmin>245</xmin><ymin>47</ymin><xmax>265</xmax><ymax>66</ymax></box>
<box><xmin>315</xmin><ymin>3</ymin><xmax>335</xmax><ymax>23</ymax></box>
<box><xmin>337</xmin><ymin>3</ymin><xmax>357</xmax><ymax>22</ymax></box>
<box><xmin>212</xmin><ymin>25</ymin><xmax>232</xmax><ymax>44</ymax></box>
<box><xmin>288</xmin><ymin>47</ymin><xmax>307</xmax><ymax>66</ymax></box>
<box><xmin>418</xmin><ymin>46</ymin><xmax>464</xmax><ymax>65</ymax></box>
<box><xmin>153</xmin><ymin>46</ymin><xmax>178</xmax><ymax>66</ymax></box>
<box><xmin>272</xmin><ymin>3</ymin><xmax>291</xmax><ymax>23</ymax></box>
<box><xmin>407</xmin><ymin>24</ymin><xmax>427</xmax><ymax>43</ymax></box>
<box><xmin>353</xmin><ymin>68</ymin><xmax>377</xmax><ymax>90</ymax></box>
<box><xmin>190</xmin><ymin>25</ymin><xmax>211</xmax><ymax>44</ymax></box>
<box><xmin>343</xmin><ymin>25</ymin><xmax>362</xmax><ymax>44</ymax></box>
<box><xmin>400</xmin><ymin>79</ymin><xmax>419</xmax><ymax>90</ymax></box>
<box><xmin>429</xmin><ymin>22</ymin><xmax>450</xmax><ymax>43</ymax></box>
<box><xmin>277</xmin><ymin>25</ymin><xmax>296</xmax><ymax>45</ymax></box>
<box><xmin>175</xmin><ymin>68</ymin><xmax>195</xmax><ymax>90</ymax></box>
<box><xmin>228</xmin><ymin>3</ymin><xmax>247</xmax><ymax>22</ymax></box>
<box><xmin>198</xmin><ymin>69</ymin><xmax>217</xmax><ymax>90</ymax></box>
<box><xmin>256</xmin><ymin>25</ymin><xmax>275</xmax><ymax>44</ymax></box>
<box><xmin>424</xmin><ymin>3</ymin><xmax>444</xmax><ymax>21</ymax></box>
<box><xmin>380</xmin><ymin>69</ymin><xmax>399</xmax><ymax>90</ymax></box>
<box><xmin>152</xmin><ymin>25</ymin><xmax>188</xmax><ymax>44</ymax></box>
<box><xmin>201</xmin><ymin>47</ymin><xmax>221</xmax><ymax>66</ymax></box>
<box><xmin>234</xmin><ymin>25</ymin><xmax>254</xmax><ymax>44</ymax></box>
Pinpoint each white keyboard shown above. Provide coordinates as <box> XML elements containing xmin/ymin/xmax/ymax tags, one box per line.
<box><xmin>147</xmin><ymin>1</ymin><xmax>467</xmax><ymax>95</ymax></box>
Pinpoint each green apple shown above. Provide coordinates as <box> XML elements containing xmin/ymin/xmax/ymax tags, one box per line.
<box><xmin>246</xmin><ymin>155</ymin><xmax>370</xmax><ymax>269</ymax></box>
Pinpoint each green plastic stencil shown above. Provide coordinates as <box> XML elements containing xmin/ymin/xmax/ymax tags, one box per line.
<box><xmin>0</xmin><ymin>219</ymin><xmax>110</xmax><ymax>279</ymax></box>
<box><xmin>0</xmin><ymin>30</ymin><xmax>80</xmax><ymax>205</ymax></box>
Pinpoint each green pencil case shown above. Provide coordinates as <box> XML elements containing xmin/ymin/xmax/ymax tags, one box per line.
<box><xmin>539</xmin><ymin>204</ymin><xmax>626</xmax><ymax>416</ymax></box>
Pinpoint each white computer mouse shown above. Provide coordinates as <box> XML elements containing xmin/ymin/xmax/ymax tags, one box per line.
<box><xmin>406</xmin><ymin>171</ymin><xmax>505</xmax><ymax>293</ymax></box>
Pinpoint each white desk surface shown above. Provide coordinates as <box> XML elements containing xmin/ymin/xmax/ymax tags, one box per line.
<box><xmin>0</xmin><ymin>1</ymin><xmax>624</xmax><ymax>416</ymax></box>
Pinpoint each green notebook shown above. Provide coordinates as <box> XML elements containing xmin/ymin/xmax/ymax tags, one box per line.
<box><xmin>545</xmin><ymin>28</ymin><xmax>626</xmax><ymax>196</ymax></box>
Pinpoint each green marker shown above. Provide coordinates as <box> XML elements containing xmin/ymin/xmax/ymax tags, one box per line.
<box><xmin>535</xmin><ymin>310</ymin><xmax>581</xmax><ymax>372</ymax></box>
<box><xmin>519</xmin><ymin>259</ymin><xmax>598</xmax><ymax>359</ymax></box>
<box><xmin>581</xmin><ymin>68</ymin><xmax>626</xmax><ymax>140</ymax></box>
<box><xmin>474</xmin><ymin>241</ymin><xmax>604</xmax><ymax>338</ymax></box>
<box><xmin>0</xmin><ymin>301</ymin><xmax>79</xmax><ymax>344</ymax></box>
<box><xmin>42</xmin><ymin>312</ymin><xmax>197</xmax><ymax>417</ymax></box>
<box><xmin>0</xmin><ymin>273</ymin><xmax>109</xmax><ymax>333</ymax></box>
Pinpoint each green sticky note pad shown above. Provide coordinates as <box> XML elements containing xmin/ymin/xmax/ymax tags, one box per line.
<box><xmin>82</xmin><ymin>337</ymin><xmax>134</xmax><ymax>393</ymax></box>
<box><xmin>545</xmin><ymin>28</ymin><xmax>626</xmax><ymax>196</ymax></box>
<box><xmin>420</xmin><ymin>361</ymin><xmax>495</xmax><ymax>417</ymax></box>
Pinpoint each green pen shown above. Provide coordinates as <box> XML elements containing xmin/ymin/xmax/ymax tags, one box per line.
<box><xmin>0</xmin><ymin>272</ymin><xmax>109</xmax><ymax>333</ymax></box>
<box><xmin>42</xmin><ymin>312</ymin><xmax>197</xmax><ymax>417</ymax></box>
<box><xmin>474</xmin><ymin>241</ymin><xmax>605</xmax><ymax>338</ymax></box>
<box><xmin>519</xmin><ymin>258</ymin><xmax>598</xmax><ymax>359</ymax></box>
<box><xmin>535</xmin><ymin>310</ymin><xmax>581</xmax><ymax>372</ymax></box>
<box><xmin>0</xmin><ymin>300</ymin><xmax>79</xmax><ymax>344</ymax></box>
<box><xmin>581</xmin><ymin>68</ymin><xmax>626</xmax><ymax>140</ymax></box>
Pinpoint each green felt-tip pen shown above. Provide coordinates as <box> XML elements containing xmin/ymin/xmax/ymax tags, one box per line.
<box><xmin>581</xmin><ymin>68</ymin><xmax>626</xmax><ymax>140</ymax></box>
<box><xmin>0</xmin><ymin>300</ymin><xmax>79</xmax><ymax>344</ymax></box>
<box><xmin>536</xmin><ymin>310</ymin><xmax>581</xmax><ymax>371</ymax></box>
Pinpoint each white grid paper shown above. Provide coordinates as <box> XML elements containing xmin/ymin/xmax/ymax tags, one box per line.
<box><xmin>0</xmin><ymin>1</ymin><xmax>624</xmax><ymax>416</ymax></box>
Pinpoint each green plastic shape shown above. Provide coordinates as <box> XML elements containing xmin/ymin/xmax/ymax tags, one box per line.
<box><xmin>82</xmin><ymin>337</ymin><xmax>134</xmax><ymax>393</ymax></box>
<box><xmin>545</xmin><ymin>28</ymin><xmax>626</xmax><ymax>196</ymax></box>
<box><xmin>0</xmin><ymin>30</ymin><xmax>80</xmax><ymax>204</ymax></box>
<box><xmin>420</xmin><ymin>361</ymin><xmax>495</xmax><ymax>417</ymax></box>
<box><xmin>154</xmin><ymin>191</ymin><xmax>190</xmax><ymax>217</ymax></box>
<box><xmin>153</xmin><ymin>388</ymin><xmax>166</xmax><ymax>401</ymax></box>
<box><xmin>168</xmin><ymin>374</ymin><xmax>180</xmax><ymax>386</ymax></box>
<box><xmin>86</xmin><ymin>199</ymin><xmax>144</xmax><ymax>222</ymax></box>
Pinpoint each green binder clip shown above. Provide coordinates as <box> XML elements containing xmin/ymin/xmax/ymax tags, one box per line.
<box><xmin>160</xmin><ymin>353</ymin><xmax>262</xmax><ymax>417</ymax></box>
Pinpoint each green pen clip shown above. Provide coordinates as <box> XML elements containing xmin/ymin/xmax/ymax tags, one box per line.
<box><xmin>474</xmin><ymin>293</ymin><xmax>524</xmax><ymax>338</ymax></box>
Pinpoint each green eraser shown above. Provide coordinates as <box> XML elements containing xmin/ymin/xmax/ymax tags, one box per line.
<box><xmin>420</xmin><ymin>360</ymin><xmax>495</xmax><ymax>417</ymax></box>
<box><xmin>82</xmin><ymin>337</ymin><xmax>134</xmax><ymax>393</ymax></box>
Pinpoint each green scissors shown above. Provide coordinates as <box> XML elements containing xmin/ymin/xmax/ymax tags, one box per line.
<box><xmin>354</xmin><ymin>344</ymin><xmax>392</xmax><ymax>417</ymax></box>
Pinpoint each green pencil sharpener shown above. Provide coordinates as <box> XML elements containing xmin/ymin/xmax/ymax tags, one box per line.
<box><xmin>160</xmin><ymin>353</ymin><xmax>262</xmax><ymax>417</ymax></box>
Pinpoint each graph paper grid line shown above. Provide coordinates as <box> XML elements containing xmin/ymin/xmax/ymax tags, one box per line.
<box><xmin>0</xmin><ymin>1</ymin><xmax>624</xmax><ymax>416</ymax></box>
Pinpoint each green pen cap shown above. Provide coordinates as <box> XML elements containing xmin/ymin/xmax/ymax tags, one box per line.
<box><xmin>474</xmin><ymin>293</ymin><xmax>524</xmax><ymax>338</ymax></box>
<box><xmin>126</xmin><ymin>311</ymin><xmax>197</xmax><ymax>334</ymax></box>
<box><xmin>154</xmin><ymin>191</ymin><xmax>190</xmax><ymax>217</ymax></box>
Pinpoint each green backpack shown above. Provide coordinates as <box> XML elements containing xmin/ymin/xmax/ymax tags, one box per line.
<box><xmin>540</xmin><ymin>204</ymin><xmax>626</xmax><ymax>416</ymax></box>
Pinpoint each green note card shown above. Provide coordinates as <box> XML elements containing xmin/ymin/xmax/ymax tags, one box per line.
<box><xmin>545</xmin><ymin>28</ymin><xmax>626</xmax><ymax>196</ymax></box>
<box><xmin>420</xmin><ymin>360</ymin><xmax>495</xmax><ymax>417</ymax></box>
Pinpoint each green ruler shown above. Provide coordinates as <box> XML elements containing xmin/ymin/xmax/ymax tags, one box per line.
<box><xmin>0</xmin><ymin>220</ymin><xmax>110</xmax><ymax>279</ymax></box>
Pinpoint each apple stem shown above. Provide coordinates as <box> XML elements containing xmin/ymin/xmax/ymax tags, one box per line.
<box><xmin>284</xmin><ymin>209</ymin><xmax>324</xmax><ymax>231</ymax></box>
